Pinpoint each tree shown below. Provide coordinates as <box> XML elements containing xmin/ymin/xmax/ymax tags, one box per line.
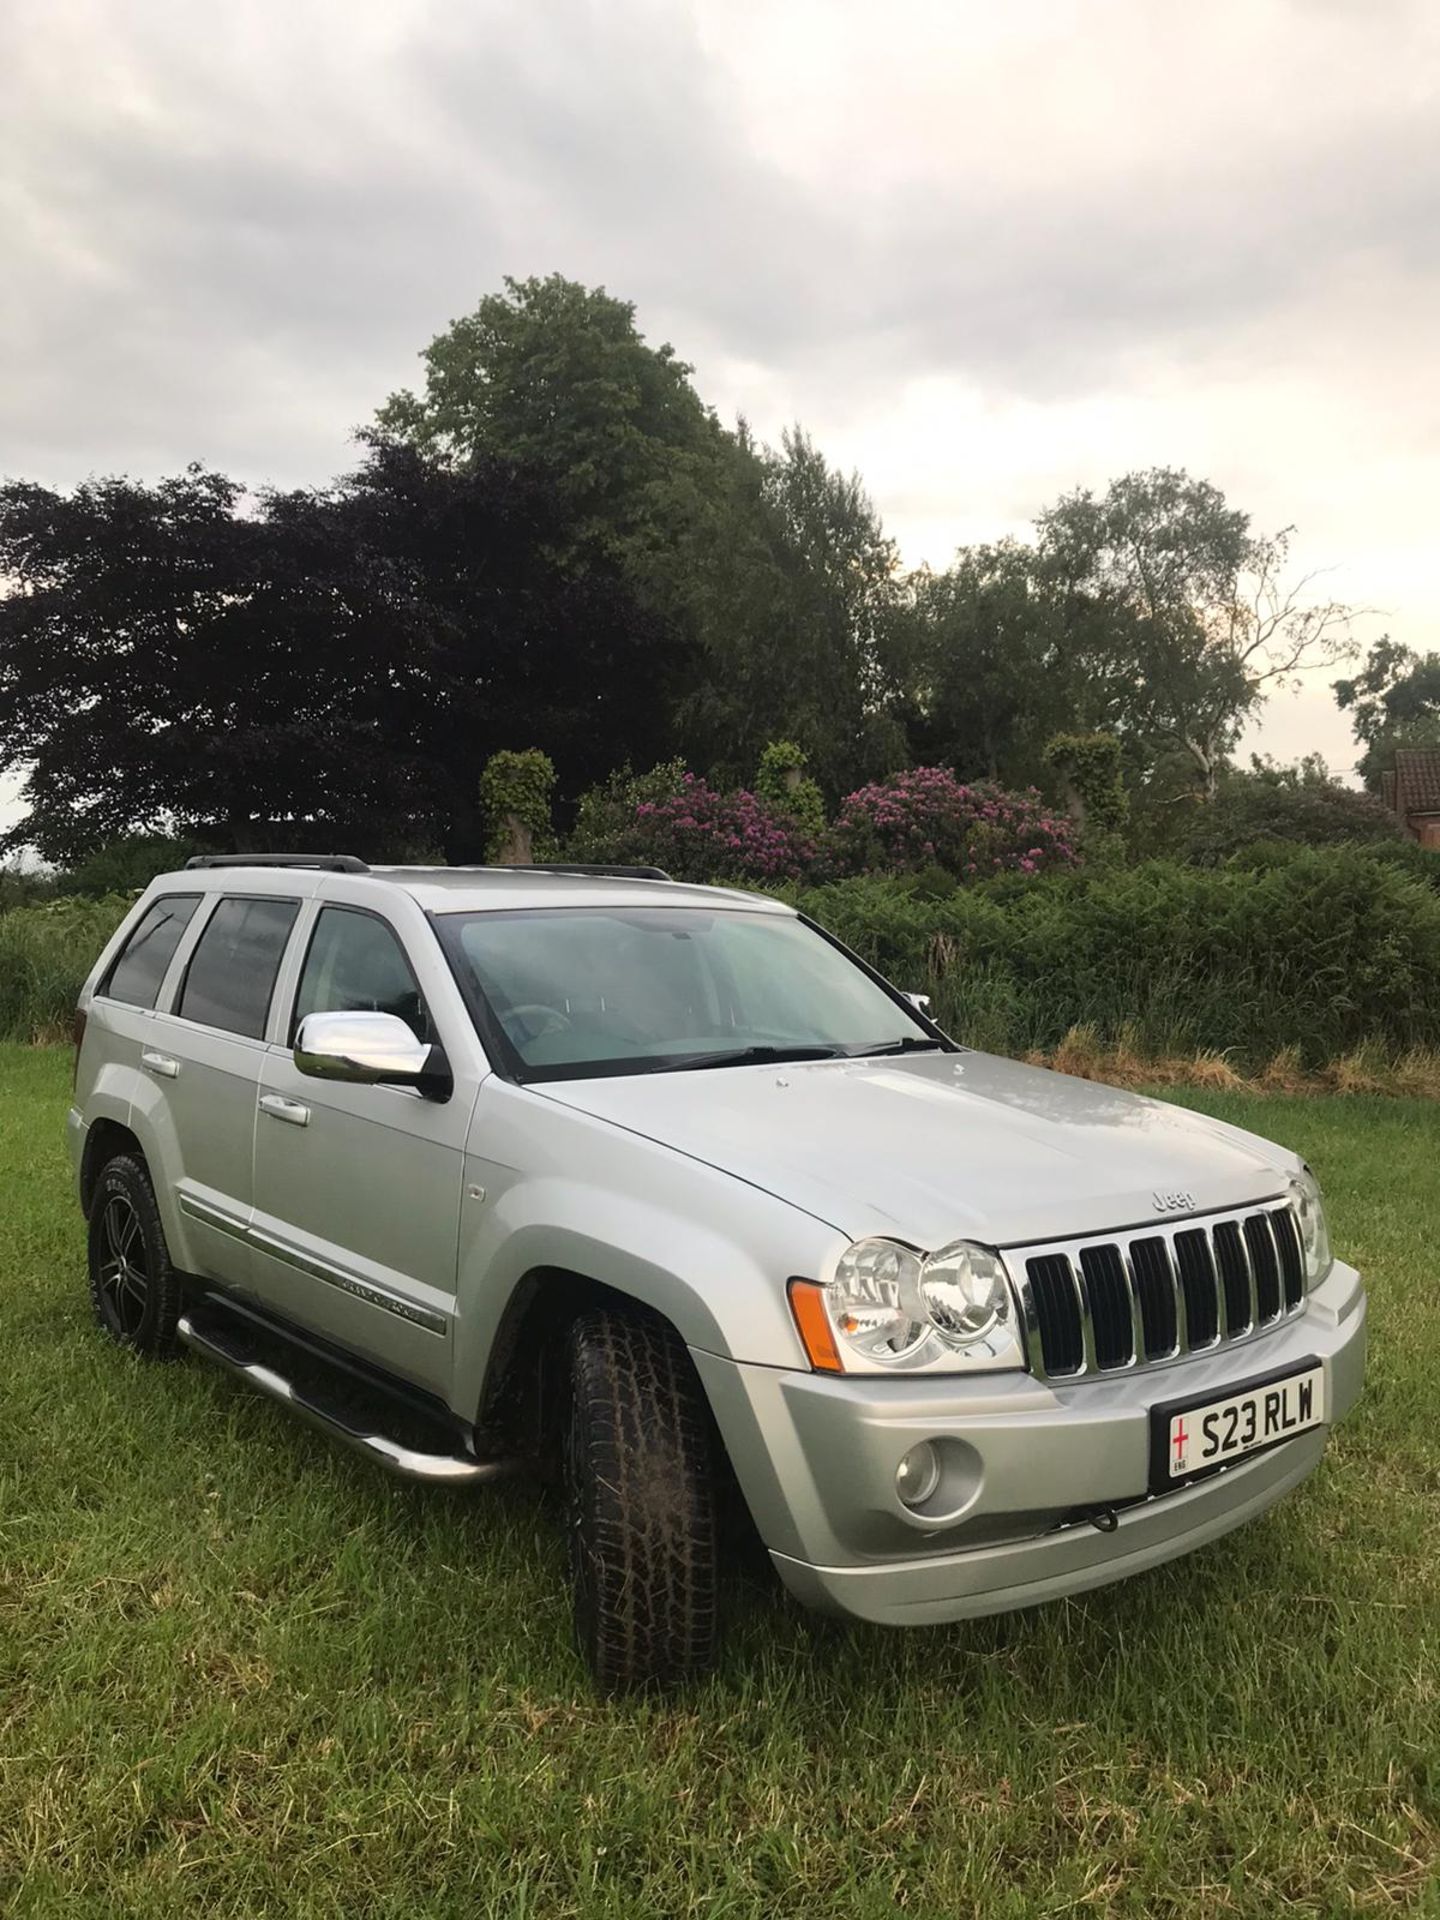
<box><xmin>377</xmin><ymin>273</ymin><xmax>729</xmax><ymax>579</ymax></box>
<box><xmin>677</xmin><ymin>427</ymin><xmax>908</xmax><ymax>796</ymax></box>
<box><xmin>1037</xmin><ymin>468</ymin><xmax>1359</xmax><ymax>797</ymax></box>
<box><xmin>379</xmin><ymin>279</ymin><xmax>910</xmax><ymax>799</ymax></box>
<box><xmin>0</xmin><ymin>443</ymin><xmax>687</xmax><ymax>862</ymax></box>
<box><xmin>1333</xmin><ymin>637</ymin><xmax>1440</xmax><ymax>790</ymax></box>
<box><xmin>1180</xmin><ymin>755</ymin><xmax>1402</xmax><ymax>863</ymax></box>
<box><xmin>901</xmin><ymin>540</ymin><xmax>1072</xmax><ymax>785</ymax></box>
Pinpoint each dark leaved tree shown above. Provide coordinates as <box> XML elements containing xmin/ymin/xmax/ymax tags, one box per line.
<box><xmin>0</xmin><ymin>442</ymin><xmax>685</xmax><ymax>861</ymax></box>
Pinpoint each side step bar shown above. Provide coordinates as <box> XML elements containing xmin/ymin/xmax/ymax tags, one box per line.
<box><xmin>177</xmin><ymin>1314</ymin><xmax>511</xmax><ymax>1487</ymax></box>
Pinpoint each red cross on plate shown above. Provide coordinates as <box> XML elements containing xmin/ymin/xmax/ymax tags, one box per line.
<box><xmin>1172</xmin><ymin>1418</ymin><xmax>1189</xmax><ymax>1465</ymax></box>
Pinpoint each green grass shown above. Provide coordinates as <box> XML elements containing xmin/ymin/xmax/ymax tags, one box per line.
<box><xmin>1</xmin><ymin>1046</ymin><xmax>1437</xmax><ymax>1917</ymax></box>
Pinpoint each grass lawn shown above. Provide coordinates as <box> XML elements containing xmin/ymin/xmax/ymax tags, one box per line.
<box><xmin>1</xmin><ymin>1044</ymin><xmax>1437</xmax><ymax>1917</ymax></box>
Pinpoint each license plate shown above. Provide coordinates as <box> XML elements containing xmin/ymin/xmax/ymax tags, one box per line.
<box><xmin>1151</xmin><ymin>1360</ymin><xmax>1325</xmax><ymax>1489</ymax></box>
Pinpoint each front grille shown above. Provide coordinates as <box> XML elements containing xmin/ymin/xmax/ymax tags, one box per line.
<box><xmin>1014</xmin><ymin>1202</ymin><xmax>1305</xmax><ymax>1380</ymax></box>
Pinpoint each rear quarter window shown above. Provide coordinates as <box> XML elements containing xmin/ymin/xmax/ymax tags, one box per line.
<box><xmin>176</xmin><ymin>896</ymin><xmax>300</xmax><ymax>1039</ymax></box>
<box><xmin>101</xmin><ymin>895</ymin><xmax>202</xmax><ymax>1009</ymax></box>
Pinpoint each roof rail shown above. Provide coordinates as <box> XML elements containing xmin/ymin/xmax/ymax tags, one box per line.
<box><xmin>494</xmin><ymin>863</ymin><xmax>673</xmax><ymax>882</ymax></box>
<box><xmin>184</xmin><ymin>854</ymin><xmax>371</xmax><ymax>873</ymax></box>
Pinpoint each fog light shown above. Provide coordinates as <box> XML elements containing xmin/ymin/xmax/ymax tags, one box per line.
<box><xmin>895</xmin><ymin>1441</ymin><xmax>942</xmax><ymax>1510</ymax></box>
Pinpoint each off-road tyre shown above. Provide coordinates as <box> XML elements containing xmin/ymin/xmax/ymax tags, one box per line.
<box><xmin>564</xmin><ymin>1308</ymin><xmax>719</xmax><ymax>1692</ymax></box>
<box><xmin>87</xmin><ymin>1154</ymin><xmax>182</xmax><ymax>1357</ymax></box>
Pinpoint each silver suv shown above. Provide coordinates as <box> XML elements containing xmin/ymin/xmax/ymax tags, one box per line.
<box><xmin>70</xmin><ymin>855</ymin><xmax>1366</xmax><ymax>1688</ymax></box>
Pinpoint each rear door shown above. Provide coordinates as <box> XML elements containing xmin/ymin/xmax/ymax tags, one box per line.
<box><xmin>143</xmin><ymin>892</ymin><xmax>302</xmax><ymax>1287</ymax></box>
<box><xmin>248</xmin><ymin>902</ymin><xmax>478</xmax><ymax>1396</ymax></box>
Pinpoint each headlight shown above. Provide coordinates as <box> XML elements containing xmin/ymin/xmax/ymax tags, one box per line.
<box><xmin>790</xmin><ymin>1237</ymin><xmax>1025</xmax><ymax>1374</ymax></box>
<box><xmin>1287</xmin><ymin>1166</ymin><xmax>1332</xmax><ymax>1291</ymax></box>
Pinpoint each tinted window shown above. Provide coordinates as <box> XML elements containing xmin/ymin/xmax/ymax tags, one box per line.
<box><xmin>293</xmin><ymin>907</ymin><xmax>431</xmax><ymax>1043</ymax></box>
<box><xmin>103</xmin><ymin>895</ymin><xmax>201</xmax><ymax>1009</ymax></box>
<box><xmin>178</xmin><ymin>897</ymin><xmax>299</xmax><ymax>1038</ymax></box>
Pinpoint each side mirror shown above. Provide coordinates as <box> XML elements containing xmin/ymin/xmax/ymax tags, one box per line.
<box><xmin>294</xmin><ymin>1011</ymin><xmax>451</xmax><ymax>1099</ymax></box>
<box><xmin>904</xmin><ymin>991</ymin><xmax>933</xmax><ymax>1015</ymax></box>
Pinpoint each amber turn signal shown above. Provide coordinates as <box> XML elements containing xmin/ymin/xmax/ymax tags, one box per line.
<box><xmin>787</xmin><ymin>1278</ymin><xmax>844</xmax><ymax>1373</ymax></box>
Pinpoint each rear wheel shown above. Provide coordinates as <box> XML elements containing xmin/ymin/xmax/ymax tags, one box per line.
<box><xmin>564</xmin><ymin>1309</ymin><xmax>719</xmax><ymax>1691</ymax></box>
<box><xmin>87</xmin><ymin>1154</ymin><xmax>182</xmax><ymax>1356</ymax></box>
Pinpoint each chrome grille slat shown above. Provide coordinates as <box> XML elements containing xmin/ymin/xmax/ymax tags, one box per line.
<box><xmin>1017</xmin><ymin>1202</ymin><xmax>1306</xmax><ymax>1383</ymax></box>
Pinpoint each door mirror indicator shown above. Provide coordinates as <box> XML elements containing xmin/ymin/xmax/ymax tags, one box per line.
<box><xmin>294</xmin><ymin>1011</ymin><xmax>451</xmax><ymax>1099</ymax></box>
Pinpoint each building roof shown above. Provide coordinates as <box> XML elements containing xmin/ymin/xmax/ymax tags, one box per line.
<box><xmin>1395</xmin><ymin>748</ymin><xmax>1440</xmax><ymax>816</ymax></box>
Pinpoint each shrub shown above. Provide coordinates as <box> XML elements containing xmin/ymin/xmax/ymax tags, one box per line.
<box><xmin>818</xmin><ymin>768</ymin><xmax>1078</xmax><ymax>881</ymax></box>
<box><xmin>566</xmin><ymin>759</ymin><xmax>689</xmax><ymax>862</ymax></box>
<box><xmin>587</xmin><ymin>772</ymin><xmax>816</xmax><ymax>883</ymax></box>
<box><xmin>755</xmin><ymin>740</ymin><xmax>826</xmax><ymax>836</ymax></box>
<box><xmin>1043</xmin><ymin>732</ymin><xmax>1129</xmax><ymax>834</ymax></box>
<box><xmin>479</xmin><ymin>749</ymin><xmax>556</xmax><ymax>863</ymax></box>
<box><xmin>1182</xmin><ymin>769</ymin><xmax>1402</xmax><ymax>866</ymax></box>
<box><xmin>55</xmin><ymin>834</ymin><xmax>204</xmax><ymax>898</ymax></box>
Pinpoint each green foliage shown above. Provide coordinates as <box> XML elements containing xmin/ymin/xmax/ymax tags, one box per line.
<box><xmin>1182</xmin><ymin>762</ymin><xmax>1402</xmax><ymax>865</ymax></box>
<box><xmin>1333</xmin><ymin>635</ymin><xmax>1440</xmax><ymax>789</ymax></box>
<box><xmin>377</xmin><ymin>273</ymin><xmax>725</xmax><ymax>567</ymax></box>
<box><xmin>56</xmin><ymin>834</ymin><xmax>204</xmax><ymax>898</ymax></box>
<box><xmin>381</xmin><ymin>282</ymin><xmax>909</xmax><ymax>801</ymax></box>
<box><xmin>565</xmin><ymin>759</ymin><xmax>690</xmax><ymax>862</ymax></box>
<box><xmin>0</xmin><ymin>861</ymin><xmax>59</xmax><ymax>912</ymax></box>
<box><xmin>795</xmin><ymin>847</ymin><xmax>1440</xmax><ymax>1067</ymax></box>
<box><xmin>1036</xmin><ymin>469</ymin><xmax>1355</xmax><ymax>795</ymax></box>
<box><xmin>755</xmin><ymin>740</ymin><xmax>826</xmax><ymax>834</ymax></box>
<box><xmin>0</xmin><ymin>895</ymin><xmax>130</xmax><ymax>1041</ymax></box>
<box><xmin>478</xmin><ymin>749</ymin><xmax>557</xmax><ymax>862</ymax></box>
<box><xmin>902</xmin><ymin>541</ymin><xmax>1071</xmax><ymax>787</ymax></box>
<box><xmin>1043</xmin><ymin>732</ymin><xmax>1129</xmax><ymax>833</ymax></box>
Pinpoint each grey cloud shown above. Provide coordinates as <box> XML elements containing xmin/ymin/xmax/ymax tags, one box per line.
<box><xmin>0</xmin><ymin>0</ymin><xmax>1436</xmax><ymax>493</ymax></box>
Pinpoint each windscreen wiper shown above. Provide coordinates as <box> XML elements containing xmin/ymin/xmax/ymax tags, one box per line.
<box><xmin>844</xmin><ymin>1037</ymin><xmax>947</xmax><ymax>1058</ymax></box>
<box><xmin>647</xmin><ymin>1044</ymin><xmax>848</xmax><ymax>1074</ymax></box>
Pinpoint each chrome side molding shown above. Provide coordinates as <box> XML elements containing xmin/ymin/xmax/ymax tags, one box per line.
<box><xmin>176</xmin><ymin>1314</ymin><xmax>510</xmax><ymax>1487</ymax></box>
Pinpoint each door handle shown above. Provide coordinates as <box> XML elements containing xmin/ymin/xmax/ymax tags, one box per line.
<box><xmin>259</xmin><ymin>1093</ymin><xmax>310</xmax><ymax>1127</ymax></box>
<box><xmin>140</xmin><ymin>1050</ymin><xmax>180</xmax><ymax>1079</ymax></box>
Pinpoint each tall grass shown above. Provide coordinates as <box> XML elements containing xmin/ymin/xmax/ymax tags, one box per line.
<box><xmin>0</xmin><ymin>895</ymin><xmax>130</xmax><ymax>1042</ymax></box>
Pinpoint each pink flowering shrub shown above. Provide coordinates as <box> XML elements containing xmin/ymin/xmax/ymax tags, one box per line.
<box><xmin>605</xmin><ymin>772</ymin><xmax>817</xmax><ymax>882</ymax></box>
<box><xmin>818</xmin><ymin>767</ymin><xmax>1079</xmax><ymax>881</ymax></box>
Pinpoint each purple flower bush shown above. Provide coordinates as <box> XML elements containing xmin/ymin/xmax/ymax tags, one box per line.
<box><xmin>818</xmin><ymin>767</ymin><xmax>1078</xmax><ymax>880</ymax></box>
<box><xmin>614</xmin><ymin>773</ymin><xmax>816</xmax><ymax>883</ymax></box>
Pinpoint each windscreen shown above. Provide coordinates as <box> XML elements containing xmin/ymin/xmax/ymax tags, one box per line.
<box><xmin>438</xmin><ymin>906</ymin><xmax>938</xmax><ymax>1080</ymax></box>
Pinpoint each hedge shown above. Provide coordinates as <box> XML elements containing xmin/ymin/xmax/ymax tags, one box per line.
<box><xmin>795</xmin><ymin>848</ymin><xmax>1440</xmax><ymax>1066</ymax></box>
<box><xmin>3</xmin><ymin>848</ymin><xmax>1438</xmax><ymax>1068</ymax></box>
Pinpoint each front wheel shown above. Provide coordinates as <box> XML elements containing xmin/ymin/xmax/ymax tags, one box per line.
<box><xmin>564</xmin><ymin>1309</ymin><xmax>719</xmax><ymax>1691</ymax></box>
<box><xmin>87</xmin><ymin>1154</ymin><xmax>182</xmax><ymax>1356</ymax></box>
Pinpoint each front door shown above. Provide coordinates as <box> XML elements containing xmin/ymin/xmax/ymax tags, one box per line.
<box><xmin>249</xmin><ymin>905</ymin><xmax>473</xmax><ymax>1397</ymax></box>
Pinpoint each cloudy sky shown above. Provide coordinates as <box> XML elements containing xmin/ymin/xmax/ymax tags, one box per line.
<box><xmin>3</xmin><ymin>0</ymin><xmax>1438</xmax><ymax>831</ymax></box>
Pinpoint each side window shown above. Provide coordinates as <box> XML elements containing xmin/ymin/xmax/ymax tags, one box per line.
<box><xmin>102</xmin><ymin>894</ymin><xmax>201</xmax><ymax>1009</ymax></box>
<box><xmin>177</xmin><ymin>897</ymin><xmax>300</xmax><ymax>1039</ymax></box>
<box><xmin>292</xmin><ymin>908</ymin><xmax>432</xmax><ymax>1044</ymax></box>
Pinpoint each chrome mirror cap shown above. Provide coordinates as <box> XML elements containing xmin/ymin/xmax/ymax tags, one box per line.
<box><xmin>294</xmin><ymin>1011</ymin><xmax>447</xmax><ymax>1095</ymax></box>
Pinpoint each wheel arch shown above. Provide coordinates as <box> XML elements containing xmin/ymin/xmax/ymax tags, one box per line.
<box><xmin>474</xmin><ymin>1264</ymin><xmax>663</xmax><ymax>1454</ymax></box>
<box><xmin>79</xmin><ymin>1116</ymin><xmax>146</xmax><ymax>1217</ymax></box>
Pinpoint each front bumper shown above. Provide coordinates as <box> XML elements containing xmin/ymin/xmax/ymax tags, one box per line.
<box><xmin>690</xmin><ymin>1259</ymin><xmax>1366</xmax><ymax>1626</ymax></box>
